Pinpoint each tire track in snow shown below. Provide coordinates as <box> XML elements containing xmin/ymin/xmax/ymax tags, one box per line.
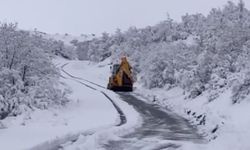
<box><xmin>101</xmin><ymin>91</ymin><xmax>126</xmax><ymax>126</ymax></box>
<box><xmin>61</xmin><ymin>63</ymin><xmax>106</xmax><ymax>89</ymax></box>
<box><xmin>60</xmin><ymin>63</ymin><xmax>127</xmax><ymax>126</ymax></box>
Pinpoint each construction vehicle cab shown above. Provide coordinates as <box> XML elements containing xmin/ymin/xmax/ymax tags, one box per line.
<box><xmin>107</xmin><ymin>57</ymin><xmax>133</xmax><ymax>92</ymax></box>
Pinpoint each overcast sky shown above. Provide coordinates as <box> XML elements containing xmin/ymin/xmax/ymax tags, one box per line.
<box><xmin>0</xmin><ymin>0</ymin><xmax>247</xmax><ymax>35</ymax></box>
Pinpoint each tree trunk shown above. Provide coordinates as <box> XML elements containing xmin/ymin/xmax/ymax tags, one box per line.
<box><xmin>22</xmin><ymin>65</ymin><xmax>27</xmax><ymax>82</ymax></box>
<box><xmin>9</xmin><ymin>50</ymin><xmax>17</xmax><ymax>70</ymax></box>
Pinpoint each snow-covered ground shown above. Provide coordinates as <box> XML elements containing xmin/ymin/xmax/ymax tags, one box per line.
<box><xmin>1</xmin><ymin>57</ymin><xmax>248</xmax><ymax>150</ymax></box>
<box><xmin>58</xmin><ymin>59</ymin><xmax>204</xmax><ymax>150</ymax></box>
<box><xmin>56</xmin><ymin>58</ymin><xmax>141</xmax><ymax>150</ymax></box>
<box><xmin>0</xmin><ymin>58</ymin><xmax>140</xmax><ymax>150</ymax></box>
<box><xmin>134</xmin><ymin>83</ymin><xmax>250</xmax><ymax>150</ymax></box>
<box><xmin>57</xmin><ymin>59</ymin><xmax>250</xmax><ymax>150</ymax></box>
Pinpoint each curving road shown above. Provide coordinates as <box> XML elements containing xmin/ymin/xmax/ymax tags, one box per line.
<box><xmin>59</xmin><ymin>63</ymin><xmax>203</xmax><ymax>150</ymax></box>
<box><xmin>104</xmin><ymin>93</ymin><xmax>203</xmax><ymax>150</ymax></box>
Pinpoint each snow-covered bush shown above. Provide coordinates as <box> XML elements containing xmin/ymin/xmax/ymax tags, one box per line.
<box><xmin>51</xmin><ymin>40</ymin><xmax>76</xmax><ymax>59</ymax></box>
<box><xmin>28</xmin><ymin>77</ymin><xmax>69</xmax><ymax>109</ymax></box>
<box><xmin>232</xmin><ymin>72</ymin><xmax>250</xmax><ymax>104</ymax></box>
<box><xmin>0</xmin><ymin>23</ymin><xmax>69</xmax><ymax>119</ymax></box>
<box><xmin>31</xmin><ymin>32</ymin><xmax>76</xmax><ymax>60</ymax></box>
<box><xmin>0</xmin><ymin>68</ymin><xmax>24</xmax><ymax>119</ymax></box>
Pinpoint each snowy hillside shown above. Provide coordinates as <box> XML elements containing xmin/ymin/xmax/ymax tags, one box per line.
<box><xmin>36</xmin><ymin>32</ymin><xmax>95</xmax><ymax>46</ymax></box>
<box><xmin>1</xmin><ymin>0</ymin><xmax>250</xmax><ymax>150</ymax></box>
<box><xmin>71</xmin><ymin>1</ymin><xmax>250</xmax><ymax>149</ymax></box>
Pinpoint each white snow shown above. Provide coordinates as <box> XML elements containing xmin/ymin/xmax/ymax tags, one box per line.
<box><xmin>0</xmin><ymin>58</ymin><xmax>140</xmax><ymax>150</ymax></box>
<box><xmin>60</xmin><ymin>58</ymin><xmax>111</xmax><ymax>87</ymax></box>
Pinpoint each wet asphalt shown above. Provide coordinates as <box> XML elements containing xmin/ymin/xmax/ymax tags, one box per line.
<box><xmin>104</xmin><ymin>92</ymin><xmax>203</xmax><ymax>150</ymax></box>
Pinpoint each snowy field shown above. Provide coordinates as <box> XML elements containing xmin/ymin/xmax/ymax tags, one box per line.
<box><xmin>0</xmin><ymin>58</ymin><xmax>140</xmax><ymax>150</ymax></box>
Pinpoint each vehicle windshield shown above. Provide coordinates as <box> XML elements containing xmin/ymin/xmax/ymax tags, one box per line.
<box><xmin>112</xmin><ymin>64</ymin><xmax>120</xmax><ymax>75</ymax></box>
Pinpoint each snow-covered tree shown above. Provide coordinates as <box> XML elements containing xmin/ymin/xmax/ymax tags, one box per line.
<box><xmin>74</xmin><ymin>1</ymin><xmax>250</xmax><ymax>103</ymax></box>
<box><xmin>0</xmin><ymin>23</ymin><xmax>69</xmax><ymax>119</ymax></box>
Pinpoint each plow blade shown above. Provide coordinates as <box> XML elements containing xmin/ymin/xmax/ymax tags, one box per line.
<box><xmin>108</xmin><ymin>85</ymin><xmax>133</xmax><ymax>92</ymax></box>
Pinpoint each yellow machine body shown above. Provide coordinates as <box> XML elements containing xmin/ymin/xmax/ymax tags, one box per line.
<box><xmin>107</xmin><ymin>57</ymin><xmax>133</xmax><ymax>91</ymax></box>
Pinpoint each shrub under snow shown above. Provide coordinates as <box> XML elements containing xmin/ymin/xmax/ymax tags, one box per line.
<box><xmin>0</xmin><ymin>23</ymin><xmax>69</xmax><ymax>119</ymax></box>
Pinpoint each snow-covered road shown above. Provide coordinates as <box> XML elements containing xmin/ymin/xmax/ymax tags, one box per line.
<box><xmin>57</xmin><ymin>59</ymin><xmax>205</xmax><ymax>150</ymax></box>
<box><xmin>51</xmin><ymin>59</ymin><xmax>140</xmax><ymax>150</ymax></box>
<box><xmin>0</xmin><ymin>58</ymin><xmax>205</xmax><ymax>150</ymax></box>
<box><xmin>60</xmin><ymin>63</ymin><xmax>127</xmax><ymax>127</ymax></box>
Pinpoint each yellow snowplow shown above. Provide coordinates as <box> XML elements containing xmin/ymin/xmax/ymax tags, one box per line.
<box><xmin>107</xmin><ymin>57</ymin><xmax>133</xmax><ymax>92</ymax></box>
